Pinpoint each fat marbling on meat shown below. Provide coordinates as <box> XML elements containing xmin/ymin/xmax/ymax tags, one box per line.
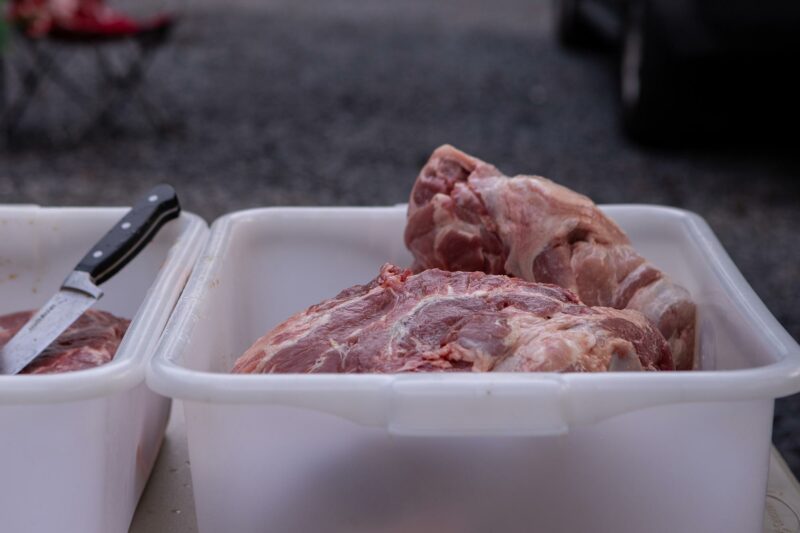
<box><xmin>0</xmin><ymin>309</ymin><xmax>129</xmax><ymax>374</ymax></box>
<box><xmin>232</xmin><ymin>264</ymin><xmax>673</xmax><ymax>374</ymax></box>
<box><xmin>404</xmin><ymin>145</ymin><xmax>696</xmax><ymax>370</ymax></box>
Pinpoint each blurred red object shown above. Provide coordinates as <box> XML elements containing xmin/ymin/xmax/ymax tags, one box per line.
<box><xmin>2</xmin><ymin>0</ymin><xmax>178</xmax><ymax>143</ymax></box>
<box><xmin>8</xmin><ymin>0</ymin><xmax>172</xmax><ymax>39</ymax></box>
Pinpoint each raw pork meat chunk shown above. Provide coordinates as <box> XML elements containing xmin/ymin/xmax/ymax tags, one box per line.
<box><xmin>404</xmin><ymin>145</ymin><xmax>696</xmax><ymax>370</ymax></box>
<box><xmin>0</xmin><ymin>309</ymin><xmax>129</xmax><ymax>374</ymax></box>
<box><xmin>232</xmin><ymin>264</ymin><xmax>673</xmax><ymax>374</ymax></box>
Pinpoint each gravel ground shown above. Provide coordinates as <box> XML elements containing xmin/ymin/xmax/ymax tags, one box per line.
<box><xmin>1</xmin><ymin>0</ymin><xmax>799</xmax><ymax>470</ymax></box>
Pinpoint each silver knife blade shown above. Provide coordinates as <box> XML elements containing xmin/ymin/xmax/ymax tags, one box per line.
<box><xmin>0</xmin><ymin>271</ymin><xmax>103</xmax><ymax>375</ymax></box>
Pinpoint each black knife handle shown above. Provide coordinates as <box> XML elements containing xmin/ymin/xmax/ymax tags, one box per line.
<box><xmin>75</xmin><ymin>184</ymin><xmax>181</xmax><ymax>285</ymax></box>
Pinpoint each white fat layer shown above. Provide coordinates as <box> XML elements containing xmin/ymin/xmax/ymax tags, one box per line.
<box><xmin>480</xmin><ymin>177</ymin><xmax>574</xmax><ymax>280</ymax></box>
<box><xmin>308</xmin><ymin>352</ymin><xmax>330</xmax><ymax>372</ymax></box>
<box><xmin>448</xmin><ymin>342</ymin><xmax>495</xmax><ymax>372</ymax></box>
<box><xmin>257</xmin><ymin>312</ymin><xmax>332</xmax><ymax>363</ymax></box>
<box><xmin>474</xmin><ymin>173</ymin><xmax>629</xmax><ymax>284</ymax></box>
<box><xmin>251</xmin><ymin>284</ymin><xmax>383</xmax><ymax>371</ymax></box>
<box><xmin>627</xmin><ymin>278</ymin><xmax>695</xmax><ymax>369</ymax></box>
<box><xmin>384</xmin><ymin>289</ymin><xmax>516</xmax><ymax>352</ymax></box>
<box><xmin>627</xmin><ymin>278</ymin><xmax>690</xmax><ymax>325</ymax></box>
<box><xmin>498</xmin><ymin>312</ymin><xmax>604</xmax><ymax>372</ymax></box>
<box><xmin>609</xmin><ymin>347</ymin><xmax>644</xmax><ymax>371</ymax></box>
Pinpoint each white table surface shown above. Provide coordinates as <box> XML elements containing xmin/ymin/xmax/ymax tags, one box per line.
<box><xmin>129</xmin><ymin>402</ymin><xmax>800</xmax><ymax>533</ymax></box>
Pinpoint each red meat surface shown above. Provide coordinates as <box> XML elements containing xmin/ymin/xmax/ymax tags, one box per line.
<box><xmin>405</xmin><ymin>145</ymin><xmax>696</xmax><ymax>370</ymax></box>
<box><xmin>0</xmin><ymin>309</ymin><xmax>129</xmax><ymax>374</ymax></box>
<box><xmin>233</xmin><ymin>264</ymin><xmax>673</xmax><ymax>374</ymax></box>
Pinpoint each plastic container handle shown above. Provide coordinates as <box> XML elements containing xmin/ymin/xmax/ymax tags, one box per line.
<box><xmin>388</xmin><ymin>376</ymin><xmax>568</xmax><ymax>436</ymax></box>
<box><xmin>75</xmin><ymin>184</ymin><xmax>181</xmax><ymax>285</ymax></box>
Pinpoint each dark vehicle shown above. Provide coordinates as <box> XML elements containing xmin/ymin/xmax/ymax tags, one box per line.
<box><xmin>555</xmin><ymin>0</ymin><xmax>800</xmax><ymax>142</ymax></box>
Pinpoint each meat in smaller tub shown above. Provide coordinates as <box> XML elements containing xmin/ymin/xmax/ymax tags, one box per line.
<box><xmin>0</xmin><ymin>310</ymin><xmax>129</xmax><ymax>374</ymax></box>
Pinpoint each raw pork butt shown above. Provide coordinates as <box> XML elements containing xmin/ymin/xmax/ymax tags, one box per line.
<box><xmin>0</xmin><ymin>310</ymin><xmax>129</xmax><ymax>374</ymax></box>
<box><xmin>404</xmin><ymin>145</ymin><xmax>697</xmax><ymax>370</ymax></box>
<box><xmin>233</xmin><ymin>264</ymin><xmax>673</xmax><ymax>374</ymax></box>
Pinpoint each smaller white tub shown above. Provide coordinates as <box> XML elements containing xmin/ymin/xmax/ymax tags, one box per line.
<box><xmin>149</xmin><ymin>205</ymin><xmax>800</xmax><ymax>533</ymax></box>
<box><xmin>0</xmin><ymin>205</ymin><xmax>207</xmax><ymax>533</ymax></box>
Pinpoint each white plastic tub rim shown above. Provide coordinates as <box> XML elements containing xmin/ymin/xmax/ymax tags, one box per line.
<box><xmin>148</xmin><ymin>205</ymin><xmax>800</xmax><ymax>436</ymax></box>
<box><xmin>0</xmin><ymin>205</ymin><xmax>208</xmax><ymax>404</ymax></box>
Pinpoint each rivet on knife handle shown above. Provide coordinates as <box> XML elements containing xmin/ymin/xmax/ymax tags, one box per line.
<box><xmin>75</xmin><ymin>184</ymin><xmax>181</xmax><ymax>286</ymax></box>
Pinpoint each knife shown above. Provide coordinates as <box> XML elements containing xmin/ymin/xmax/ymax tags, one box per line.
<box><xmin>0</xmin><ymin>184</ymin><xmax>181</xmax><ymax>375</ymax></box>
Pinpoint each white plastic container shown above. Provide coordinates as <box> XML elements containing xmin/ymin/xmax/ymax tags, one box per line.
<box><xmin>148</xmin><ymin>205</ymin><xmax>800</xmax><ymax>533</ymax></box>
<box><xmin>0</xmin><ymin>205</ymin><xmax>207</xmax><ymax>533</ymax></box>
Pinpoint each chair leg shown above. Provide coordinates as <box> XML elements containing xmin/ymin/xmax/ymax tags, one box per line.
<box><xmin>0</xmin><ymin>55</ymin><xmax>6</xmax><ymax>145</ymax></box>
<box><xmin>83</xmin><ymin>37</ymin><xmax>177</xmax><ymax>139</ymax></box>
<box><xmin>135</xmin><ymin>89</ymin><xmax>170</xmax><ymax>132</ymax></box>
<box><xmin>83</xmin><ymin>41</ymin><xmax>156</xmax><ymax>137</ymax></box>
<box><xmin>36</xmin><ymin>48</ymin><xmax>91</xmax><ymax>112</ymax></box>
<box><xmin>4</xmin><ymin>33</ymin><xmax>178</xmax><ymax>143</ymax></box>
<box><xmin>2</xmin><ymin>51</ymin><xmax>48</xmax><ymax>142</ymax></box>
<box><xmin>2</xmin><ymin>38</ymin><xmax>92</xmax><ymax>144</ymax></box>
<box><xmin>0</xmin><ymin>55</ymin><xmax>6</xmax><ymax>116</ymax></box>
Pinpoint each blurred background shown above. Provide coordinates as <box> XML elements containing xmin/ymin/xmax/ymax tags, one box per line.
<box><xmin>1</xmin><ymin>0</ymin><xmax>799</xmax><ymax>470</ymax></box>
